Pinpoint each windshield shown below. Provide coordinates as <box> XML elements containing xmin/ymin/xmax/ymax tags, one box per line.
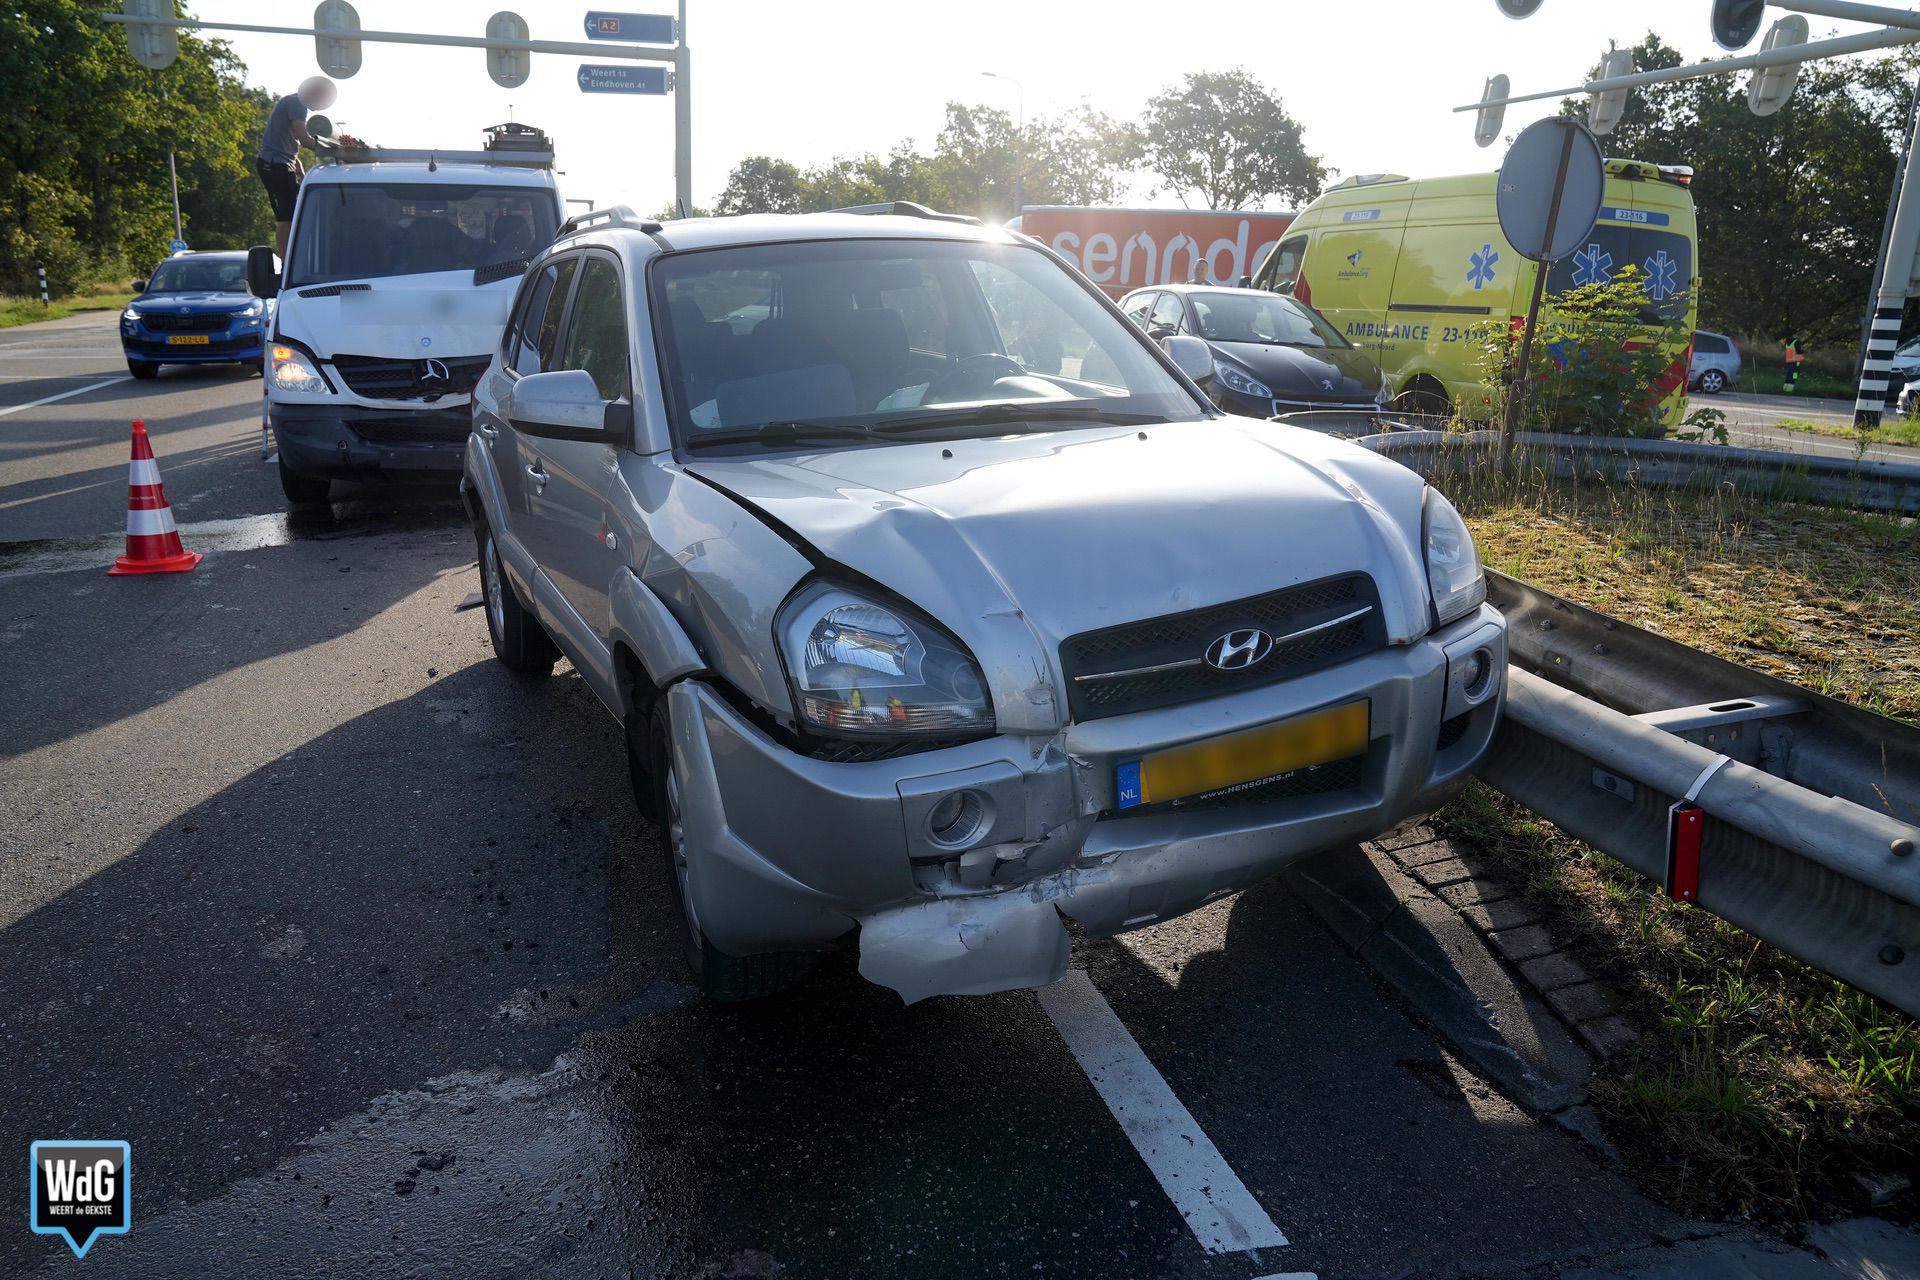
<box><xmin>650</xmin><ymin>238</ymin><xmax>1201</xmax><ymax>447</ymax></box>
<box><xmin>1188</xmin><ymin>290</ymin><xmax>1345</xmax><ymax>348</ymax></box>
<box><xmin>144</xmin><ymin>257</ymin><xmax>246</xmax><ymax>294</ymax></box>
<box><xmin>285</xmin><ymin>183</ymin><xmax>558</xmax><ymax>287</ymax></box>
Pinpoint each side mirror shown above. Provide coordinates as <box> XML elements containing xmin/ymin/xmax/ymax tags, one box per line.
<box><xmin>510</xmin><ymin>368</ymin><xmax>631</xmax><ymax>444</ymax></box>
<box><xmin>1237</xmin><ymin>274</ymin><xmax>1252</xmax><ymax>288</ymax></box>
<box><xmin>1162</xmin><ymin>334</ymin><xmax>1214</xmax><ymax>387</ymax></box>
<box><xmin>246</xmin><ymin>245</ymin><xmax>280</xmax><ymax>300</ymax></box>
<box><xmin>131</xmin><ymin>278</ymin><xmax>147</xmax><ymax>294</ymax></box>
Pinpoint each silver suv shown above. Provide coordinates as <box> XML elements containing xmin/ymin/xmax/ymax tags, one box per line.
<box><xmin>461</xmin><ymin>203</ymin><xmax>1507</xmax><ymax>1004</ymax></box>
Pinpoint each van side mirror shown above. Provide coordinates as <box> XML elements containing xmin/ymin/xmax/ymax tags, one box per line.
<box><xmin>246</xmin><ymin>245</ymin><xmax>280</xmax><ymax>300</ymax></box>
<box><xmin>131</xmin><ymin>278</ymin><xmax>147</xmax><ymax>294</ymax></box>
<box><xmin>1237</xmin><ymin>274</ymin><xmax>1252</xmax><ymax>288</ymax></box>
<box><xmin>510</xmin><ymin>369</ymin><xmax>631</xmax><ymax>445</ymax></box>
<box><xmin>1161</xmin><ymin>334</ymin><xmax>1214</xmax><ymax>387</ymax></box>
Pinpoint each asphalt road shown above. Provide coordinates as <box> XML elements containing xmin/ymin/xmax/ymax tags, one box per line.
<box><xmin>1704</xmin><ymin>390</ymin><xmax>1920</xmax><ymax>463</ymax></box>
<box><xmin>1</xmin><ymin>314</ymin><xmax>1911</xmax><ymax>1279</ymax></box>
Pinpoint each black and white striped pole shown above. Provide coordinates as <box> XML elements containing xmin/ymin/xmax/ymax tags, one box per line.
<box><xmin>37</xmin><ymin>266</ymin><xmax>47</xmax><ymax>307</ymax></box>
<box><xmin>1855</xmin><ymin>104</ymin><xmax>1920</xmax><ymax>427</ymax></box>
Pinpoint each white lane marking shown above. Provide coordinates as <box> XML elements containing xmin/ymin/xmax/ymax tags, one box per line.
<box><xmin>1037</xmin><ymin>970</ymin><xmax>1289</xmax><ymax>1255</ymax></box>
<box><xmin>1251</xmin><ymin>1273</ymin><xmax>1319</xmax><ymax>1279</ymax></box>
<box><xmin>0</xmin><ymin>376</ymin><xmax>130</xmax><ymax>419</ymax></box>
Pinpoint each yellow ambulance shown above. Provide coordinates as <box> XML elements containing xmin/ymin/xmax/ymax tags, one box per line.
<box><xmin>1250</xmin><ymin>160</ymin><xmax>1699</xmax><ymax>425</ymax></box>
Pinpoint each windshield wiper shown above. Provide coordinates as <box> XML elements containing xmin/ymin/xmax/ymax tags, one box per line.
<box><xmin>684</xmin><ymin>419</ymin><xmax>881</xmax><ymax>448</ymax></box>
<box><xmin>868</xmin><ymin>402</ymin><xmax>1169</xmax><ymax>434</ymax></box>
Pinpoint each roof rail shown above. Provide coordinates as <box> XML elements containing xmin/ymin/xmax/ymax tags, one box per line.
<box><xmin>555</xmin><ymin>205</ymin><xmax>664</xmax><ymax>238</ymax></box>
<box><xmin>825</xmin><ymin>200</ymin><xmax>981</xmax><ymax>226</ymax></box>
<box><xmin>316</xmin><ymin>121</ymin><xmax>556</xmax><ymax>170</ymax></box>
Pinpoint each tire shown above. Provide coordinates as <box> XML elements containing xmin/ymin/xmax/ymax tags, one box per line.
<box><xmin>643</xmin><ymin>700</ymin><xmax>814</xmax><ymax>1002</ymax></box>
<box><xmin>1391</xmin><ymin>378</ymin><xmax>1451</xmax><ymax>421</ymax></box>
<box><xmin>476</xmin><ymin>522</ymin><xmax>557</xmax><ymax>673</ymax></box>
<box><xmin>1698</xmin><ymin>369</ymin><xmax>1726</xmax><ymax>394</ymax></box>
<box><xmin>127</xmin><ymin>361</ymin><xmax>160</xmax><ymax>380</ymax></box>
<box><xmin>278</xmin><ymin>456</ymin><xmax>332</xmax><ymax>505</ymax></box>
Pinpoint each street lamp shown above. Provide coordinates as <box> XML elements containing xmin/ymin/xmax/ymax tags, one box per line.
<box><xmin>980</xmin><ymin>70</ymin><xmax>1023</xmax><ymax>222</ymax></box>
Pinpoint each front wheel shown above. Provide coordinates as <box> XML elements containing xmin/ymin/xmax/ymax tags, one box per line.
<box><xmin>644</xmin><ymin>701</ymin><xmax>814</xmax><ymax>1002</ymax></box>
<box><xmin>1697</xmin><ymin>369</ymin><xmax>1726</xmax><ymax>395</ymax></box>
<box><xmin>476</xmin><ymin>522</ymin><xmax>557</xmax><ymax>673</ymax></box>
<box><xmin>127</xmin><ymin>361</ymin><xmax>160</xmax><ymax>380</ymax></box>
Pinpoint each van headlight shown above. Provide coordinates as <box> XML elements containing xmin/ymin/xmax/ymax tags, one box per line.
<box><xmin>776</xmin><ymin>582</ymin><xmax>995</xmax><ymax>739</ymax></box>
<box><xmin>1214</xmin><ymin>361</ymin><xmax>1272</xmax><ymax>399</ymax></box>
<box><xmin>1424</xmin><ymin>489</ymin><xmax>1486</xmax><ymax>627</ymax></box>
<box><xmin>269</xmin><ymin>343</ymin><xmax>329</xmax><ymax>394</ymax></box>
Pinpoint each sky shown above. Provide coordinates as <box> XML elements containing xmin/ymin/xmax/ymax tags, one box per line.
<box><xmin>183</xmin><ymin>0</ymin><xmax>1897</xmax><ymax>215</ymax></box>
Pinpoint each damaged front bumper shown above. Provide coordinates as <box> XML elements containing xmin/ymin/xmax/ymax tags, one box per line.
<box><xmin>667</xmin><ymin>604</ymin><xmax>1506</xmax><ymax>1003</ymax></box>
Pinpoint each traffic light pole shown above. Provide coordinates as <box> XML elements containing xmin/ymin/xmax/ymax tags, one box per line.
<box><xmin>674</xmin><ymin>0</ymin><xmax>692</xmax><ymax>217</ymax></box>
<box><xmin>1854</xmin><ymin>99</ymin><xmax>1920</xmax><ymax>426</ymax></box>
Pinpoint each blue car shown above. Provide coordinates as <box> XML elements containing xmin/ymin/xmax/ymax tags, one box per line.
<box><xmin>120</xmin><ymin>251</ymin><xmax>270</xmax><ymax>379</ymax></box>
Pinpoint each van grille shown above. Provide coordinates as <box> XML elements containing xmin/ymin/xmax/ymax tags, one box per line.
<box><xmin>332</xmin><ymin>353</ymin><xmax>491</xmax><ymax>401</ymax></box>
<box><xmin>1060</xmin><ymin>573</ymin><xmax>1385</xmax><ymax>722</ymax></box>
<box><xmin>348</xmin><ymin>408</ymin><xmax>472</xmax><ymax>444</ymax></box>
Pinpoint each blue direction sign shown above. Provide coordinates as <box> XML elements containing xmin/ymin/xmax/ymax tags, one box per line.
<box><xmin>583</xmin><ymin>11</ymin><xmax>675</xmax><ymax>43</ymax></box>
<box><xmin>577</xmin><ymin>63</ymin><xmax>671</xmax><ymax>94</ymax></box>
<box><xmin>167</xmin><ymin>238</ymin><xmax>188</xmax><ymax>254</ymax></box>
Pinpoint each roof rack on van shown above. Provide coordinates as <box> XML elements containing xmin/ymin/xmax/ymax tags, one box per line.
<box><xmin>555</xmin><ymin>205</ymin><xmax>664</xmax><ymax>238</ymax></box>
<box><xmin>318</xmin><ymin>121</ymin><xmax>554</xmax><ymax>170</ymax></box>
<box><xmin>825</xmin><ymin>200</ymin><xmax>981</xmax><ymax>226</ymax></box>
<box><xmin>1327</xmin><ymin>173</ymin><xmax>1408</xmax><ymax>191</ymax></box>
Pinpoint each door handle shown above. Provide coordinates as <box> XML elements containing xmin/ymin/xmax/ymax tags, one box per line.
<box><xmin>476</xmin><ymin>421</ymin><xmax>498</xmax><ymax>440</ymax></box>
<box><xmin>526</xmin><ymin>463</ymin><xmax>548</xmax><ymax>488</ymax></box>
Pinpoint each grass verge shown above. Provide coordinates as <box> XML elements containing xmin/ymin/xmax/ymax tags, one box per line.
<box><xmin>0</xmin><ymin>292</ymin><xmax>135</xmax><ymax>329</ymax></box>
<box><xmin>1433</xmin><ymin>468</ymin><xmax>1919</xmax><ymax>1218</ymax></box>
<box><xmin>1772</xmin><ymin>415</ymin><xmax>1920</xmax><ymax>451</ymax></box>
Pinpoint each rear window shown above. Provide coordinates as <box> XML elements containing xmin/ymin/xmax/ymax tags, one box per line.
<box><xmin>1693</xmin><ymin>333</ymin><xmax>1729</xmax><ymax>354</ymax></box>
<box><xmin>1546</xmin><ymin>225</ymin><xmax>1692</xmax><ymax>322</ymax></box>
<box><xmin>285</xmin><ymin>183</ymin><xmax>557</xmax><ymax>287</ymax></box>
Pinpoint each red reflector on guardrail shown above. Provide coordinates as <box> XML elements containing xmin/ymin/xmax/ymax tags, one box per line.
<box><xmin>1665</xmin><ymin>802</ymin><xmax>1704</xmax><ymax>902</ymax></box>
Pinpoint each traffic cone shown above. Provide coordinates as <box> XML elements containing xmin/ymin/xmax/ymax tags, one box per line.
<box><xmin>109</xmin><ymin>421</ymin><xmax>203</xmax><ymax>576</ymax></box>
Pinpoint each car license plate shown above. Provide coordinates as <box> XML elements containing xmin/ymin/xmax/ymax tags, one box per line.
<box><xmin>1114</xmin><ymin>699</ymin><xmax>1370</xmax><ymax>810</ymax></box>
<box><xmin>165</xmin><ymin>334</ymin><xmax>211</xmax><ymax>345</ymax></box>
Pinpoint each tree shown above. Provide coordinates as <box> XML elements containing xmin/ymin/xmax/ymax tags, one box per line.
<box><xmin>1561</xmin><ymin>35</ymin><xmax>1918</xmax><ymax>343</ymax></box>
<box><xmin>1139</xmin><ymin>69</ymin><xmax>1324</xmax><ymax>210</ymax></box>
<box><xmin>0</xmin><ymin>1</ymin><xmax>275</xmax><ymax>295</ymax></box>
<box><xmin>714</xmin><ymin>155</ymin><xmax>801</xmax><ymax>216</ymax></box>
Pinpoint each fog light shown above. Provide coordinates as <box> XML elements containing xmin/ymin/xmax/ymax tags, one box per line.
<box><xmin>927</xmin><ymin>788</ymin><xmax>991</xmax><ymax>849</ymax></box>
<box><xmin>1463</xmin><ymin>648</ymin><xmax>1494</xmax><ymax>700</ymax></box>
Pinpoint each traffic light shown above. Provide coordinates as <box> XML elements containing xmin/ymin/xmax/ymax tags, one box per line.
<box><xmin>1588</xmin><ymin>49</ymin><xmax>1634</xmax><ymax>136</ymax></box>
<box><xmin>1711</xmin><ymin>0</ymin><xmax>1767</xmax><ymax>50</ymax></box>
<box><xmin>1495</xmin><ymin>0</ymin><xmax>1546</xmax><ymax>15</ymax></box>
<box><xmin>1475</xmin><ymin>74</ymin><xmax>1510</xmax><ymax>148</ymax></box>
<box><xmin>487</xmin><ymin>11</ymin><xmax>531</xmax><ymax>90</ymax></box>
<box><xmin>120</xmin><ymin>0</ymin><xmax>178</xmax><ymax>71</ymax></box>
<box><xmin>314</xmin><ymin>1</ymin><xmax>362</xmax><ymax>79</ymax></box>
<box><xmin>1748</xmin><ymin>15</ymin><xmax>1810</xmax><ymax>116</ymax></box>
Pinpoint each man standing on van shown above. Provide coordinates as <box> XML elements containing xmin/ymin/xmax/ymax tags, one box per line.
<box><xmin>256</xmin><ymin>76</ymin><xmax>338</xmax><ymax>256</ymax></box>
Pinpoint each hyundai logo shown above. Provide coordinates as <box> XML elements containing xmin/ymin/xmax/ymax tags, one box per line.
<box><xmin>417</xmin><ymin>358</ymin><xmax>450</xmax><ymax>384</ymax></box>
<box><xmin>1204</xmin><ymin>628</ymin><xmax>1275</xmax><ymax>671</ymax></box>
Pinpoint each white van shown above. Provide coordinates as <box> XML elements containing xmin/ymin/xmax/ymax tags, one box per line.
<box><xmin>247</xmin><ymin>123</ymin><xmax>563</xmax><ymax>505</ymax></box>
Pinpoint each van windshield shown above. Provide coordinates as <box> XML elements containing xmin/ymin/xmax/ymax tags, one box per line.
<box><xmin>285</xmin><ymin>183</ymin><xmax>557</xmax><ymax>287</ymax></box>
<box><xmin>651</xmin><ymin>238</ymin><xmax>1201</xmax><ymax>448</ymax></box>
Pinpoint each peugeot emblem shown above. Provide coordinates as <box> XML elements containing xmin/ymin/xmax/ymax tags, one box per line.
<box><xmin>418</xmin><ymin>357</ymin><xmax>450</xmax><ymax>384</ymax></box>
<box><xmin>1321</xmin><ymin>378</ymin><xmax>1335</xmax><ymax>391</ymax></box>
<box><xmin>1204</xmin><ymin>628</ymin><xmax>1275</xmax><ymax>671</ymax></box>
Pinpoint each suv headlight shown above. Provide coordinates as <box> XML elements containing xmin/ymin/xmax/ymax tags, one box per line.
<box><xmin>776</xmin><ymin>582</ymin><xmax>994</xmax><ymax>738</ymax></box>
<box><xmin>1214</xmin><ymin>361</ymin><xmax>1272</xmax><ymax>399</ymax></box>
<box><xmin>1424</xmin><ymin>488</ymin><xmax>1486</xmax><ymax>627</ymax></box>
<box><xmin>269</xmin><ymin>343</ymin><xmax>329</xmax><ymax>394</ymax></box>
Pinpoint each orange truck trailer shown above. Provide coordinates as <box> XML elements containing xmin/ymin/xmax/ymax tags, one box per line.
<box><xmin>1013</xmin><ymin>206</ymin><xmax>1297</xmax><ymax>299</ymax></box>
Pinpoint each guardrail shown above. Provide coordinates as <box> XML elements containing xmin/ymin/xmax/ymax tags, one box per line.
<box><xmin>1475</xmin><ymin>571</ymin><xmax>1920</xmax><ymax>1018</ymax></box>
<box><xmin>1346</xmin><ymin>426</ymin><xmax>1920</xmax><ymax>516</ymax></box>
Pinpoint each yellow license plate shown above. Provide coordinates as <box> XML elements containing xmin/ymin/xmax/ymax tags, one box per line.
<box><xmin>1115</xmin><ymin>699</ymin><xmax>1369</xmax><ymax>810</ymax></box>
<box><xmin>165</xmin><ymin>334</ymin><xmax>212</xmax><ymax>345</ymax></box>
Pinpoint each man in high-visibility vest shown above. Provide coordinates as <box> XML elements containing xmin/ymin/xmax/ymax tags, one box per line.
<box><xmin>1783</xmin><ymin>334</ymin><xmax>1806</xmax><ymax>393</ymax></box>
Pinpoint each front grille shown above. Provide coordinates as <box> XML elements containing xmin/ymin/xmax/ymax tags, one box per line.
<box><xmin>349</xmin><ymin>409</ymin><xmax>472</xmax><ymax>444</ymax></box>
<box><xmin>138</xmin><ymin>312</ymin><xmax>234</xmax><ymax>332</ymax></box>
<box><xmin>332</xmin><ymin>353</ymin><xmax>491</xmax><ymax>401</ymax></box>
<box><xmin>1112</xmin><ymin>751</ymin><xmax>1367</xmax><ymax>818</ymax></box>
<box><xmin>1060</xmin><ymin>573</ymin><xmax>1386</xmax><ymax>721</ymax></box>
<box><xmin>126</xmin><ymin>336</ymin><xmax>257</xmax><ymax>356</ymax></box>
